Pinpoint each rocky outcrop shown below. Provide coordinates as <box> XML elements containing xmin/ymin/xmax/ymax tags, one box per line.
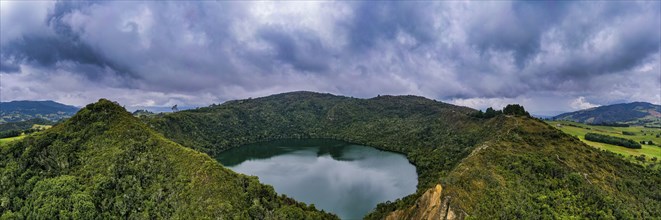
<box><xmin>385</xmin><ymin>184</ymin><xmax>465</xmax><ymax>220</ymax></box>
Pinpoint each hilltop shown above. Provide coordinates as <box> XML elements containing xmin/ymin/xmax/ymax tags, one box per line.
<box><xmin>0</xmin><ymin>100</ymin><xmax>79</xmax><ymax>123</ymax></box>
<box><xmin>0</xmin><ymin>99</ymin><xmax>337</xmax><ymax>219</ymax></box>
<box><xmin>145</xmin><ymin>91</ymin><xmax>660</xmax><ymax>219</ymax></box>
<box><xmin>553</xmin><ymin>102</ymin><xmax>661</xmax><ymax>127</ymax></box>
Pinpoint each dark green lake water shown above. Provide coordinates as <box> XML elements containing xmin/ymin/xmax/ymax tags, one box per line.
<box><xmin>216</xmin><ymin>139</ymin><xmax>418</xmax><ymax>219</ymax></box>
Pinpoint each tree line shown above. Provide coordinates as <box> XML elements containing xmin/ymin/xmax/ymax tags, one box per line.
<box><xmin>0</xmin><ymin>127</ymin><xmax>45</xmax><ymax>139</ymax></box>
<box><xmin>584</xmin><ymin>133</ymin><xmax>641</xmax><ymax>149</ymax></box>
<box><xmin>470</xmin><ymin>104</ymin><xmax>531</xmax><ymax>119</ymax></box>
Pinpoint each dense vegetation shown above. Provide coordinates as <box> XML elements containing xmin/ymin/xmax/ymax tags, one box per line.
<box><xmin>622</xmin><ymin>131</ymin><xmax>636</xmax><ymax>135</ymax></box>
<box><xmin>471</xmin><ymin>104</ymin><xmax>530</xmax><ymax>119</ymax></box>
<box><xmin>145</xmin><ymin>93</ymin><xmax>490</xmax><ymax>189</ymax></box>
<box><xmin>144</xmin><ymin>91</ymin><xmax>661</xmax><ymax>219</ymax></box>
<box><xmin>553</xmin><ymin>102</ymin><xmax>661</xmax><ymax>127</ymax></box>
<box><xmin>0</xmin><ymin>119</ymin><xmax>53</xmax><ymax>139</ymax></box>
<box><xmin>132</xmin><ymin>109</ymin><xmax>156</xmax><ymax>117</ymax></box>
<box><xmin>0</xmin><ymin>127</ymin><xmax>48</xmax><ymax>139</ymax></box>
<box><xmin>0</xmin><ymin>118</ymin><xmax>53</xmax><ymax>132</ymax></box>
<box><xmin>0</xmin><ymin>101</ymin><xmax>78</xmax><ymax>123</ymax></box>
<box><xmin>585</xmin><ymin>133</ymin><xmax>642</xmax><ymax>149</ymax></box>
<box><xmin>592</xmin><ymin>122</ymin><xmax>630</xmax><ymax>127</ymax></box>
<box><xmin>0</xmin><ymin>99</ymin><xmax>337</xmax><ymax>219</ymax></box>
<box><xmin>443</xmin><ymin>117</ymin><xmax>660</xmax><ymax>219</ymax></box>
<box><xmin>503</xmin><ymin>104</ymin><xmax>531</xmax><ymax>117</ymax></box>
<box><xmin>0</xmin><ymin>130</ymin><xmax>21</xmax><ymax>139</ymax></box>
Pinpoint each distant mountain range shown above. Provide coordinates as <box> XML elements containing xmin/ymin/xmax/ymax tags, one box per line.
<box><xmin>0</xmin><ymin>100</ymin><xmax>79</xmax><ymax>123</ymax></box>
<box><xmin>553</xmin><ymin>102</ymin><xmax>661</xmax><ymax>127</ymax></box>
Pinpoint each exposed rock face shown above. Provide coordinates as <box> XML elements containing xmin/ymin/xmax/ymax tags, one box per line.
<box><xmin>385</xmin><ymin>184</ymin><xmax>465</xmax><ymax>220</ymax></box>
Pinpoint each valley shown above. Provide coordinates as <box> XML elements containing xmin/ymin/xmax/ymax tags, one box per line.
<box><xmin>547</xmin><ymin>120</ymin><xmax>660</xmax><ymax>168</ymax></box>
<box><xmin>1</xmin><ymin>92</ymin><xmax>660</xmax><ymax>219</ymax></box>
<box><xmin>0</xmin><ymin>101</ymin><xmax>79</xmax><ymax>123</ymax></box>
<box><xmin>2</xmin><ymin>1</ymin><xmax>659</xmax><ymax>219</ymax></box>
<box><xmin>144</xmin><ymin>92</ymin><xmax>661</xmax><ymax>219</ymax></box>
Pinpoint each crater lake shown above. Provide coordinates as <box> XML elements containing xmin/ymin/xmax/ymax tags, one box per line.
<box><xmin>216</xmin><ymin>139</ymin><xmax>418</xmax><ymax>219</ymax></box>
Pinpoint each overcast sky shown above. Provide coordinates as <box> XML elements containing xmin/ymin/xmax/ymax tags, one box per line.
<box><xmin>1</xmin><ymin>1</ymin><xmax>659</xmax><ymax>115</ymax></box>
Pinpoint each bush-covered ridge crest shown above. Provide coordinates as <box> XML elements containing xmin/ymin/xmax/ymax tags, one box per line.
<box><xmin>0</xmin><ymin>98</ymin><xmax>337</xmax><ymax>219</ymax></box>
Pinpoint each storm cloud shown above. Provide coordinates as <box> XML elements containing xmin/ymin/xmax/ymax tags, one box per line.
<box><xmin>1</xmin><ymin>1</ymin><xmax>659</xmax><ymax>114</ymax></box>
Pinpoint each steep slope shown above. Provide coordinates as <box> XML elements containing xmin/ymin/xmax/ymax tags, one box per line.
<box><xmin>0</xmin><ymin>99</ymin><xmax>337</xmax><ymax>219</ymax></box>
<box><xmin>388</xmin><ymin>117</ymin><xmax>660</xmax><ymax>219</ymax></box>
<box><xmin>145</xmin><ymin>91</ymin><xmax>661</xmax><ymax>219</ymax></box>
<box><xmin>0</xmin><ymin>100</ymin><xmax>79</xmax><ymax>123</ymax></box>
<box><xmin>554</xmin><ymin>102</ymin><xmax>661</xmax><ymax>126</ymax></box>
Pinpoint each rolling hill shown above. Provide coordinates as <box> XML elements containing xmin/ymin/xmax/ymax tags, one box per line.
<box><xmin>0</xmin><ymin>99</ymin><xmax>337</xmax><ymax>219</ymax></box>
<box><xmin>0</xmin><ymin>100</ymin><xmax>79</xmax><ymax>123</ymax></box>
<box><xmin>144</xmin><ymin>91</ymin><xmax>660</xmax><ymax>219</ymax></box>
<box><xmin>1</xmin><ymin>93</ymin><xmax>659</xmax><ymax>219</ymax></box>
<box><xmin>553</xmin><ymin>102</ymin><xmax>661</xmax><ymax>127</ymax></box>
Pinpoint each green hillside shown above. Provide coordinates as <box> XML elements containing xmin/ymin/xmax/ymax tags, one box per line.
<box><xmin>553</xmin><ymin>102</ymin><xmax>661</xmax><ymax>127</ymax></box>
<box><xmin>0</xmin><ymin>136</ymin><xmax>24</xmax><ymax>146</ymax></box>
<box><xmin>546</xmin><ymin>121</ymin><xmax>660</xmax><ymax>167</ymax></box>
<box><xmin>144</xmin><ymin>92</ymin><xmax>487</xmax><ymax>189</ymax></box>
<box><xmin>442</xmin><ymin>117</ymin><xmax>660</xmax><ymax>219</ymax></box>
<box><xmin>0</xmin><ymin>119</ymin><xmax>54</xmax><ymax>146</ymax></box>
<box><xmin>0</xmin><ymin>99</ymin><xmax>337</xmax><ymax>219</ymax></box>
<box><xmin>145</xmin><ymin>92</ymin><xmax>661</xmax><ymax>219</ymax></box>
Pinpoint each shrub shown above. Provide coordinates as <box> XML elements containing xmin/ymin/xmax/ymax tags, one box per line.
<box><xmin>503</xmin><ymin>104</ymin><xmax>531</xmax><ymax>117</ymax></box>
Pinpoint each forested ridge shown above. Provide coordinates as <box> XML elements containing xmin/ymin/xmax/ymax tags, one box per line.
<box><xmin>145</xmin><ymin>91</ymin><xmax>661</xmax><ymax>219</ymax></box>
<box><xmin>0</xmin><ymin>99</ymin><xmax>337</xmax><ymax>219</ymax></box>
<box><xmin>1</xmin><ymin>92</ymin><xmax>658</xmax><ymax>219</ymax></box>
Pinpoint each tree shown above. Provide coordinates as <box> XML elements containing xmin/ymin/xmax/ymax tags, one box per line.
<box><xmin>171</xmin><ymin>105</ymin><xmax>179</xmax><ymax>112</ymax></box>
<box><xmin>503</xmin><ymin>104</ymin><xmax>530</xmax><ymax>117</ymax></box>
<box><xmin>0</xmin><ymin>130</ymin><xmax>21</xmax><ymax>138</ymax></box>
<box><xmin>471</xmin><ymin>110</ymin><xmax>485</xmax><ymax>118</ymax></box>
<box><xmin>585</xmin><ymin>133</ymin><xmax>641</xmax><ymax>149</ymax></box>
<box><xmin>484</xmin><ymin>107</ymin><xmax>498</xmax><ymax>118</ymax></box>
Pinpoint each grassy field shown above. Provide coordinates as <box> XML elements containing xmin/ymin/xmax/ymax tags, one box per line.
<box><xmin>546</xmin><ymin>120</ymin><xmax>660</xmax><ymax>165</ymax></box>
<box><xmin>0</xmin><ymin>135</ymin><xmax>25</xmax><ymax>146</ymax></box>
<box><xmin>31</xmin><ymin>124</ymin><xmax>52</xmax><ymax>130</ymax></box>
<box><xmin>0</xmin><ymin>124</ymin><xmax>51</xmax><ymax>146</ymax></box>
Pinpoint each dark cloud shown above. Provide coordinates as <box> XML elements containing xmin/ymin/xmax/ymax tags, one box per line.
<box><xmin>256</xmin><ymin>26</ymin><xmax>331</xmax><ymax>73</ymax></box>
<box><xmin>47</xmin><ymin>1</ymin><xmax>99</xmax><ymax>35</ymax></box>
<box><xmin>2</xmin><ymin>36</ymin><xmax>132</xmax><ymax>78</ymax></box>
<box><xmin>0</xmin><ymin>55</ymin><xmax>20</xmax><ymax>73</ymax></box>
<box><xmin>346</xmin><ymin>2</ymin><xmax>436</xmax><ymax>51</ymax></box>
<box><xmin>521</xmin><ymin>2</ymin><xmax>661</xmax><ymax>90</ymax></box>
<box><xmin>465</xmin><ymin>2</ymin><xmax>570</xmax><ymax>67</ymax></box>
<box><xmin>1</xmin><ymin>1</ymin><xmax>134</xmax><ymax>80</ymax></box>
<box><xmin>0</xmin><ymin>1</ymin><xmax>658</xmax><ymax>113</ymax></box>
